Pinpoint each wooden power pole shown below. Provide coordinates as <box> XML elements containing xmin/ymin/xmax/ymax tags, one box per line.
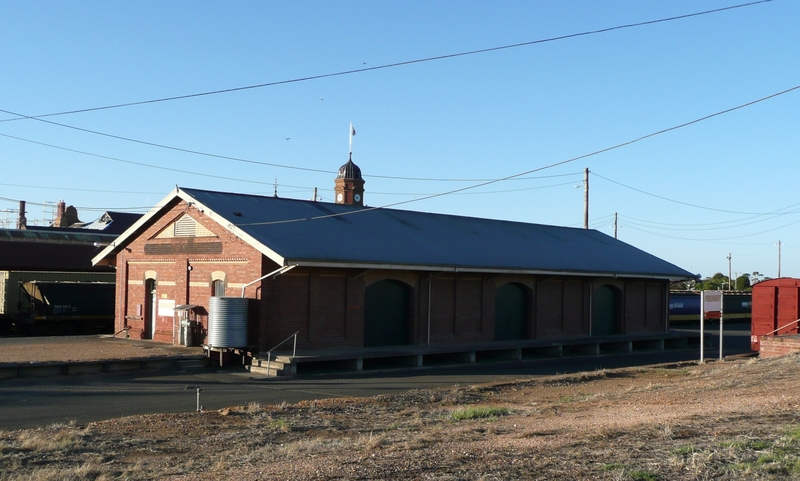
<box><xmin>583</xmin><ymin>168</ymin><xmax>589</xmax><ymax>229</ymax></box>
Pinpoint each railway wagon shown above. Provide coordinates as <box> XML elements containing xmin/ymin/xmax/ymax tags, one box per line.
<box><xmin>0</xmin><ymin>270</ymin><xmax>115</xmax><ymax>334</ymax></box>
<box><xmin>12</xmin><ymin>280</ymin><xmax>116</xmax><ymax>335</ymax></box>
<box><xmin>668</xmin><ymin>291</ymin><xmax>752</xmax><ymax>323</ymax></box>
<box><xmin>751</xmin><ymin>278</ymin><xmax>800</xmax><ymax>350</ymax></box>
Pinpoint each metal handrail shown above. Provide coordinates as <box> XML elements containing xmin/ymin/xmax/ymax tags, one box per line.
<box><xmin>762</xmin><ymin>318</ymin><xmax>800</xmax><ymax>337</ymax></box>
<box><xmin>240</xmin><ymin>265</ymin><xmax>297</xmax><ymax>297</ymax></box>
<box><xmin>264</xmin><ymin>331</ymin><xmax>299</xmax><ymax>375</ymax></box>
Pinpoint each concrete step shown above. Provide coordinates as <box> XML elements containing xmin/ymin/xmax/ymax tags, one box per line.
<box><xmin>247</xmin><ymin>364</ymin><xmax>286</xmax><ymax>377</ymax></box>
<box><xmin>254</xmin><ymin>354</ymin><xmax>293</xmax><ymax>363</ymax></box>
<box><xmin>247</xmin><ymin>357</ymin><xmax>295</xmax><ymax>377</ymax></box>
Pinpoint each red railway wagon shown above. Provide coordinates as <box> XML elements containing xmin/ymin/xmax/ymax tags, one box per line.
<box><xmin>751</xmin><ymin>278</ymin><xmax>800</xmax><ymax>350</ymax></box>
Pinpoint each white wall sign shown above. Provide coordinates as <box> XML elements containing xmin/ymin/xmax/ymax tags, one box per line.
<box><xmin>702</xmin><ymin>291</ymin><xmax>722</xmax><ymax>313</ymax></box>
<box><xmin>158</xmin><ymin>299</ymin><xmax>176</xmax><ymax>317</ymax></box>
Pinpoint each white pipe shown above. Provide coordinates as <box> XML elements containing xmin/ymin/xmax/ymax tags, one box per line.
<box><xmin>240</xmin><ymin>265</ymin><xmax>297</xmax><ymax>297</ymax></box>
<box><xmin>427</xmin><ymin>274</ymin><xmax>432</xmax><ymax>346</ymax></box>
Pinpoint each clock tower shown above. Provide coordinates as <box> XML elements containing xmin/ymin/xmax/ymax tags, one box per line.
<box><xmin>334</xmin><ymin>153</ymin><xmax>365</xmax><ymax>206</ymax></box>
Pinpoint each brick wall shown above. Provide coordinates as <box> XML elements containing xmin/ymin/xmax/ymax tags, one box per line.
<box><xmin>623</xmin><ymin>281</ymin><xmax>668</xmax><ymax>334</ymax></box>
<box><xmin>114</xmin><ymin>200</ymin><xmax>262</xmax><ymax>344</ymax></box>
<box><xmin>759</xmin><ymin>335</ymin><xmax>800</xmax><ymax>358</ymax></box>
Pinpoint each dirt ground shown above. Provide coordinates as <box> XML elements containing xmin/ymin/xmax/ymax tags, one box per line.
<box><xmin>3</xmin><ymin>342</ymin><xmax>800</xmax><ymax>480</ymax></box>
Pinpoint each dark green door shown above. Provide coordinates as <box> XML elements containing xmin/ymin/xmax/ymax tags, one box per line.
<box><xmin>592</xmin><ymin>285</ymin><xmax>621</xmax><ymax>336</ymax></box>
<box><xmin>364</xmin><ymin>280</ymin><xmax>410</xmax><ymax>347</ymax></box>
<box><xmin>495</xmin><ymin>282</ymin><xmax>527</xmax><ymax>341</ymax></box>
<box><xmin>144</xmin><ymin>278</ymin><xmax>156</xmax><ymax>340</ymax></box>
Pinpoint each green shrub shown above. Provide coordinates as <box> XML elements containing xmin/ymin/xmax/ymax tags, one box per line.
<box><xmin>450</xmin><ymin>406</ymin><xmax>510</xmax><ymax>421</ymax></box>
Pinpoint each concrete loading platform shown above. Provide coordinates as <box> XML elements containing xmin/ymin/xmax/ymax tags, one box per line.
<box><xmin>0</xmin><ymin>330</ymin><xmax>702</xmax><ymax>380</ymax></box>
<box><xmin>244</xmin><ymin>330</ymin><xmax>700</xmax><ymax>378</ymax></box>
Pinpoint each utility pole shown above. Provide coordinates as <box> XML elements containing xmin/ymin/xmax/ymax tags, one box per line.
<box><xmin>583</xmin><ymin>168</ymin><xmax>589</xmax><ymax>229</ymax></box>
<box><xmin>778</xmin><ymin>240</ymin><xmax>782</xmax><ymax>278</ymax></box>
<box><xmin>727</xmin><ymin>253</ymin><xmax>732</xmax><ymax>291</ymax></box>
<box><xmin>613</xmin><ymin>212</ymin><xmax>618</xmax><ymax>239</ymax></box>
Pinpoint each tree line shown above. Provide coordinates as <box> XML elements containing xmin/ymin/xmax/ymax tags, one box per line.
<box><xmin>671</xmin><ymin>272</ymin><xmax>767</xmax><ymax>292</ymax></box>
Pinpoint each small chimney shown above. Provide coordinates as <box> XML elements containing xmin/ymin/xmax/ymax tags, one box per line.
<box><xmin>53</xmin><ymin>201</ymin><xmax>81</xmax><ymax>227</ymax></box>
<box><xmin>17</xmin><ymin>200</ymin><xmax>27</xmax><ymax>229</ymax></box>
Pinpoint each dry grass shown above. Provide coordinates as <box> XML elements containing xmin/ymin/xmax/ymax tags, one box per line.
<box><xmin>3</xmin><ymin>354</ymin><xmax>800</xmax><ymax>479</ymax></box>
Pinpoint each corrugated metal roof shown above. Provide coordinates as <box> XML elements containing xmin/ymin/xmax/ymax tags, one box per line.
<box><xmin>0</xmin><ymin>229</ymin><xmax>115</xmax><ymax>272</ymax></box>
<box><xmin>0</xmin><ymin>228</ymin><xmax>117</xmax><ymax>244</ymax></box>
<box><xmin>80</xmin><ymin>212</ymin><xmax>143</xmax><ymax>235</ymax></box>
<box><xmin>178</xmin><ymin>188</ymin><xmax>695</xmax><ymax>280</ymax></box>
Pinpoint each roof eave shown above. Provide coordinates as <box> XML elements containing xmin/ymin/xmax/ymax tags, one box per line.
<box><xmin>196</xmin><ymin>204</ymin><xmax>287</xmax><ymax>267</ymax></box>
<box><xmin>286</xmin><ymin>259</ymin><xmax>692</xmax><ymax>281</ymax></box>
<box><xmin>92</xmin><ymin>187</ymin><xmax>289</xmax><ymax>268</ymax></box>
<box><xmin>91</xmin><ymin>188</ymin><xmax>185</xmax><ymax>266</ymax></box>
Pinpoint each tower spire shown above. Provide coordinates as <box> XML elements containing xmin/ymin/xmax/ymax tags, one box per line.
<box><xmin>335</xmin><ymin>128</ymin><xmax>365</xmax><ymax>206</ymax></box>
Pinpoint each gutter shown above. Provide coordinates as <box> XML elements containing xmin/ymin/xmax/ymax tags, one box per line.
<box><xmin>284</xmin><ymin>260</ymin><xmax>693</xmax><ymax>281</ymax></box>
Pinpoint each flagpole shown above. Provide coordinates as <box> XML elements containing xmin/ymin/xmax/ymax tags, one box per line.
<box><xmin>349</xmin><ymin>122</ymin><xmax>353</xmax><ymax>155</ymax></box>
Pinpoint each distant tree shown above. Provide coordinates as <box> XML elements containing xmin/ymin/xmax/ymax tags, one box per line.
<box><xmin>735</xmin><ymin>274</ymin><xmax>751</xmax><ymax>291</ymax></box>
<box><xmin>696</xmin><ymin>272</ymin><xmax>729</xmax><ymax>291</ymax></box>
<box><xmin>670</xmin><ymin>279</ymin><xmax>696</xmax><ymax>291</ymax></box>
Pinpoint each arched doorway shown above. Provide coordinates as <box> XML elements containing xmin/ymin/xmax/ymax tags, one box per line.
<box><xmin>144</xmin><ymin>278</ymin><xmax>157</xmax><ymax>339</ymax></box>
<box><xmin>364</xmin><ymin>280</ymin><xmax>410</xmax><ymax>347</ymax></box>
<box><xmin>495</xmin><ymin>282</ymin><xmax>528</xmax><ymax>341</ymax></box>
<box><xmin>592</xmin><ymin>284</ymin><xmax>622</xmax><ymax>336</ymax></box>
<box><xmin>212</xmin><ymin>279</ymin><xmax>226</xmax><ymax>297</ymax></box>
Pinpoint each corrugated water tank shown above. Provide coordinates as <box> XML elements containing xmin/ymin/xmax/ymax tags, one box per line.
<box><xmin>208</xmin><ymin>296</ymin><xmax>248</xmax><ymax>348</ymax></box>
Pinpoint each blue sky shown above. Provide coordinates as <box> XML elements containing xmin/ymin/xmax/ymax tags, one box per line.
<box><xmin>1</xmin><ymin>0</ymin><xmax>798</xmax><ymax>281</ymax></box>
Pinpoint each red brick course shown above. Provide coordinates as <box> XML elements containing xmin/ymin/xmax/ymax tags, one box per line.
<box><xmin>759</xmin><ymin>335</ymin><xmax>800</xmax><ymax>358</ymax></box>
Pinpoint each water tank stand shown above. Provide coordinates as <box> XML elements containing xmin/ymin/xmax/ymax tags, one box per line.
<box><xmin>203</xmin><ymin>345</ymin><xmax>256</xmax><ymax>368</ymax></box>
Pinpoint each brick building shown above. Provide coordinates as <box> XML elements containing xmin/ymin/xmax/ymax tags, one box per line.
<box><xmin>93</xmin><ymin>158</ymin><xmax>694</xmax><ymax>351</ymax></box>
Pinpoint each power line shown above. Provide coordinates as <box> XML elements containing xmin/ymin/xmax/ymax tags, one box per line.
<box><xmin>0</xmin><ymin>105</ymin><xmax>582</xmax><ymax>183</ymax></box>
<box><xmin>592</xmin><ymin>157</ymin><xmax>800</xmax><ymax>215</ymax></box>
<box><xmin>0</xmin><ymin>1</ymin><xmax>773</xmax><ymax>123</ymax></box>
<box><xmin>624</xmin><ymin>216</ymin><xmax>800</xmax><ymax>242</ymax></box>
<box><xmin>0</xmin><ymin>129</ymin><xmax>581</xmax><ymax>199</ymax></box>
<box><xmin>4</xmin><ymin>80</ymin><xmax>799</xmax><ymax>218</ymax></box>
<box><xmin>565</xmin><ymin>213</ymin><xmax>616</xmax><ymax>230</ymax></box>
<box><xmin>620</xmin><ymin>212</ymin><xmax>797</xmax><ymax>232</ymax></box>
<box><xmin>618</xmin><ymin>207</ymin><xmax>800</xmax><ymax>227</ymax></box>
<box><xmin>0</xmin><ymin>129</ymin><xmax>583</xmax><ymax>196</ymax></box>
<box><xmin>0</xmin><ymin>132</ymin><xmax>278</xmax><ymax>187</ymax></box>
<box><xmin>0</xmin><ymin>108</ymin><xmax>335</xmax><ymax>177</ymax></box>
<box><xmin>235</xmin><ymin>80</ymin><xmax>799</xmax><ymax>227</ymax></box>
<box><xmin>0</xmin><ymin>182</ymin><xmax>162</xmax><ymax>196</ymax></box>
<box><xmin>0</xmin><ymin>195</ymin><xmax>152</xmax><ymax>212</ymax></box>
<box><xmin>368</xmin><ymin>179</ymin><xmax>581</xmax><ymax>196</ymax></box>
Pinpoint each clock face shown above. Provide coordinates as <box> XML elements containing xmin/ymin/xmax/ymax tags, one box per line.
<box><xmin>354</xmin><ymin>193</ymin><xmax>361</xmax><ymax>203</ymax></box>
<box><xmin>336</xmin><ymin>193</ymin><xmax>343</xmax><ymax>202</ymax></box>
